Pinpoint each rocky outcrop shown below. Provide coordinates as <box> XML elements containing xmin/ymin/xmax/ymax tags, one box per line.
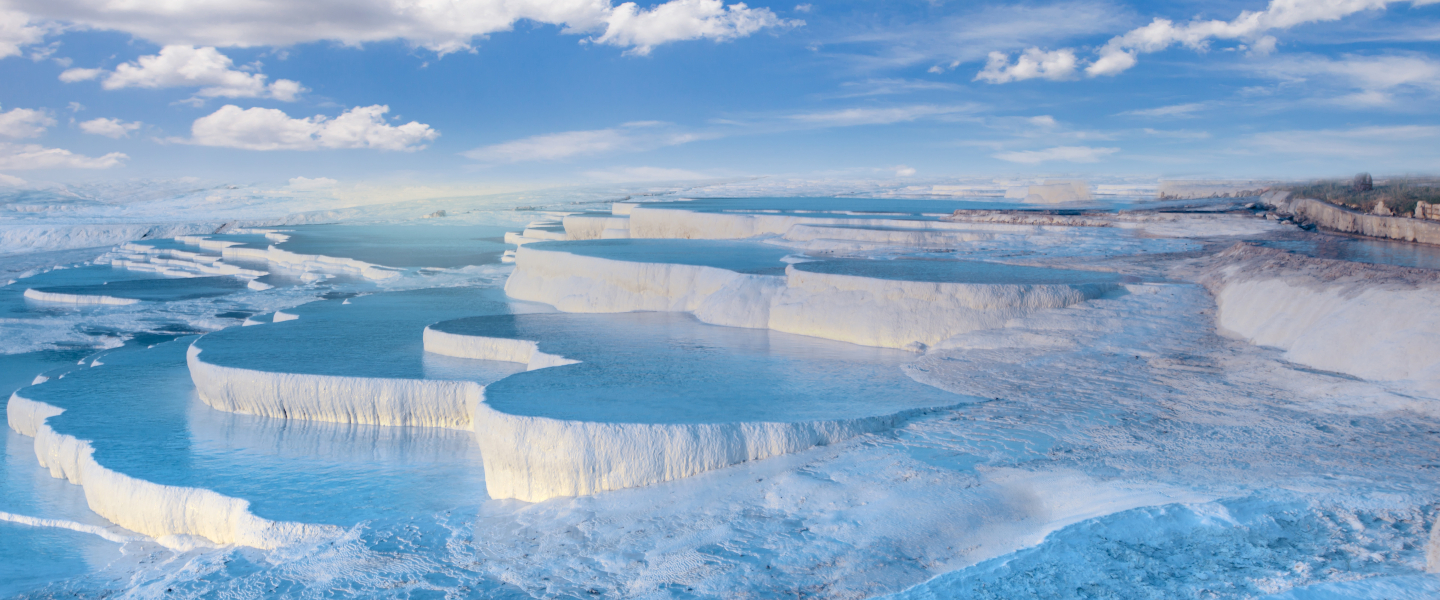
<box><xmin>1273</xmin><ymin>193</ymin><xmax>1440</xmax><ymax>246</ymax></box>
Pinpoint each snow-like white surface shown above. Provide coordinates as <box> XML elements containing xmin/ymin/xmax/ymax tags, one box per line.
<box><xmin>1023</xmin><ymin>180</ymin><xmax>1091</xmax><ymax>204</ymax></box>
<box><xmin>505</xmin><ymin>243</ymin><xmax>1118</xmax><ymax>348</ymax></box>
<box><xmin>770</xmin><ymin>265</ymin><xmax>1117</xmax><ymax>349</ymax></box>
<box><xmin>504</xmin><ymin>243</ymin><xmax>785</xmax><ymax>330</ymax></box>
<box><xmin>0</xmin><ymin>510</ymin><xmax>142</xmax><ymax>545</ymax></box>
<box><xmin>562</xmin><ymin>214</ymin><xmax>629</xmax><ymax>240</ymax></box>
<box><xmin>1204</xmin><ymin>246</ymin><xmax>1440</xmax><ymax>394</ymax></box>
<box><xmin>187</xmin><ymin>346</ymin><xmax>478</xmax><ymax>429</ymax></box>
<box><xmin>473</xmin><ymin>399</ymin><xmax>958</xmax><ymax>502</ymax></box>
<box><xmin>422</xmin><ymin>327</ymin><xmax>578</xmax><ymax>370</ymax></box>
<box><xmin>6</xmin><ymin>391</ymin><xmax>337</xmax><ymax>549</ymax></box>
<box><xmin>23</xmin><ymin>288</ymin><xmax>141</xmax><ymax>305</ymax></box>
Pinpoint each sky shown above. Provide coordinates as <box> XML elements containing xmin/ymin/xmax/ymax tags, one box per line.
<box><xmin>1</xmin><ymin>0</ymin><xmax>1438</xmax><ymax>196</ymax></box>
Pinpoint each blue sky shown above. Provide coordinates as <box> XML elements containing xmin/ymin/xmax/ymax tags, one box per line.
<box><xmin>1</xmin><ymin>0</ymin><xmax>1438</xmax><ymax>194</ymax></box>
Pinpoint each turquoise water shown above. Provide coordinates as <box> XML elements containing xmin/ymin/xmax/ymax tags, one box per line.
<box><xmin>432</xmin><ymin>312</ymin><xmax>968</xmax><ymax>424</ymax></box>
<box><xmin>525</xmin><ymin>239</ymin><xmax>795</xmax><ymax>275</ymax></box>
<box><xmin>29</xmin><ymin>276</ymin><xmax>250</xmax><ymax>302</ymax></box>
<box><xmin>17</xmin><ymin>339</ymin><xmax>493</xmax><ymax>526</ymax></box>
<box><xmin>791</xmin><ymin>258</ymin><xmax>1131</xmax><ymax>284</ymax></box>
<box><xmin>1258</xmin><ymin>235</ymin><xmax>1440</xmax><ymax>271</ymax></box>
<box><xmin>274</xmin><ymin>224</ymin><xmax>515</xmax><ymax>268</ymax></box>
<box><xmin>640</xmin><ymin>197</ymin><xmax>1028</xmax><ymax>215</ymax></box>
<box><xmin>6</xmin><ymin>207</ymin><xmax>1439</xmax><ymax>599</ymax></box>
<box><xmin>194</xmin><ymin>286</ymin><xmax>539</xmax><ymax>381</ymax></box>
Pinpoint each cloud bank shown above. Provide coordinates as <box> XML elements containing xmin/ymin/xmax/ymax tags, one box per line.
<box><xmin>979</xmin><ymin>0</ymin><xmax>1437</xmax><ymax>82</ymax></box>
<box><xmin>186</xmin><ymin>105</ymin><xmax>438</xmax><ymax>151</ymax></box>
<box><xmin>61</xmin><ymin>45</ymin><xmax>305</xmax><ymax>101</ymax></box>
<box><xmin>7</xmin><ymin>0</ymin><xmax>798</xmax><ymax>56</ymax></box>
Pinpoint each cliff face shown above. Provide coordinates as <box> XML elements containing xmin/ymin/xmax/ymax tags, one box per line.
<box><xmin>1274</xmin><ymin>193</ymin><xmax>1440</xmax><ymax>246</ymax></box>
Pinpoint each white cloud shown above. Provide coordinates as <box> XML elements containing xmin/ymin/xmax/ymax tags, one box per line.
<box><xmin>0</xmin><ymin>173</ymin><xmax>26</xmax><ymax>186</ymax></box>
<box><xmin>583</xmin><ymin>166</ymin><xmax>710</xmax><ymax>182</ymax></box>
<box><xmin>0</xmin><ymin>142</ymin><xmax>127</xmax><ymax>170</ymax></box>
<box><xmin>894</xmin><ymin>165</ymin><xmax>916</xmax><ymax>176</ymax></box>
<box><xmin>0</xmin><ymin>106</ymin><xmax>55</xmax><ymax>139</ymax></box>
<box><xmin>10</xmin><ymin>0</ymin><xmax>794</xmax><ymax>56</ymax></box>
<box><xmin>1142</xmin><ymin>128</ymin><xmax>1211</xmax><ymax>139</ymax></box>
<box><xmin>58</xmin><ymin>67</ymin><xmax>102</xmax><ymax>82</ymax></box>
<box><xmin>993</xmin><ymin>145</ymin><xmax>1119</xmax><ymax>163</ymax></box>
<box><xmin>464</xmin><ymin>121</ymin><xmax>701</xmax><ymax>162</ymax></box>
<box><xmin>288</xmin><ymin>176</ymin><xmax>339</xmax><ymax>190</ymax></box>
<box><xmin>593</xmin><ymin>0</ymin><xmax>799</xmax><ymax>56</ymax></box>
<box><xmin>834</xmin><ymin>78</ymin><xmax>963</xmax><ymax>97</ymax></box>
<box><xmin>974</xmin><ymin>47</ymin><xmax>1078</xmax><ymax>83</ymax></box>
<box><xmin>0</xmin><ymin>9</ymin><xmax>45</xmax><ymax>59</ymax></box>
<box><xmin>186</xmin><ymin>105</ymin><xmax>438</xmax><ymax>151</ymax></box>
<box><xmin>844</xmin><ymin>1</ymin><xmax>1126</xmax><ymax>73</ymax></box>
<box><xmin>79</xmin><ymin>117</ymin><xmax>143</xmax><ymax>138</ymax></box>
<box><xmin>469</xmin><ymin>104</ymin><xmax>977</xmax><ymax>163</ymax></box>
<box><xmin>63</xmin><ymin>45</ymin><xmax>305</xmax><ymax>101</ymax></box>
<box><xmin>1117</xmin><ymin>103</ymin><xmax>1208</xmax><ymax>118</ymax></box>
<box><xmin>981</xmin><ymin>0</ymin><xmax>1432</xmax><ymax>82</ymax></box>
<box><xmin>1248</xmin><ymin>125</ymin><xmax>1440</xmax><ymax>157</ymax></box>
<box><xmin>1251</xmin><ymin>52</ymin><xmax>1440</xmax><ymax>104</ymax></box>
<box><xmin>785</xmin><ymin>104</ymin><xmax>975</xmax><ymax>126</ymax></box>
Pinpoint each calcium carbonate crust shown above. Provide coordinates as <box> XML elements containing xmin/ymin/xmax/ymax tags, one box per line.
<box><xmin>187</xmin><ymin>345</ymin><xmax>478</xmax><ymax>429</ymax></box>
<box><xmin>1201</xmin><ymin>243</ymin><xmax>1440</xmax><ymax>394</ymax></box>
<box><xmin>505</xmin><ymin>244</ymin><xmax>1120</xmax><ymax>349</ymax></box>
<box><xmin>6</xmin><ymin>392</ymin><xmax>338</xmax><ymax>549</ymax></box>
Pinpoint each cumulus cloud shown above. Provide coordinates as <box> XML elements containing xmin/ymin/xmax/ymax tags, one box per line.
<box><xmin>62</xmin><ymin>45</ymin><xmax>305</xmax><ymax>101</ymax></box>
<box><xmin>0</xmin><ymin>143</ymin><xmax>127</xmax><ymax>169</ymax></box>
<box><xmin>288</xmin><ymin>176</ymin><xmax>339</xmax><ymax>190</ymax></box>
<box><xmin>186</xmin><ymin>105</ymin><xmax>438</xmax><ymax>151</ymax></box>
<box><xmin>9</xmin><ymin>0</ymin><xmax>795</xmax><ymax>56</ymax></box>
<box><xmin>78</xmin><ymin>117</ymin><xmax>143</xmax><ymax>138</ymax></box>
<box><xmin>0</xmin><ymin>106</ymin><xmax>55</xmax><ymax>138</ymax></box>
<box><xmin>981</xmin><ymin>0</ymin><xmax>1433</xmax><ymax>82</ymax></box>
<box><xmin>894</xmin><ymin>165</ymin><xmax>916</xmax><ymax>176</ymax></box>
<box><xmin>974</xmin><ymin>48</ymin><xmax>1078</xmax><ymax>83</ymax></box>
<box><xmin>593</xmin><ymin>0</ymin><xmax>796</xmax><ymax>55</ymax></box>
<box><xmin>993</xmin><ymin>145</ymin><xmax>1118</xmax><ymax>163</ymax></box>
<box><xmin>0</xmin><ymin>9</ymin><xmax>45</xmax><ymax>59</ymax></box>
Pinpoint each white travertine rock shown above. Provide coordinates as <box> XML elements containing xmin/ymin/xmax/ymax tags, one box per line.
<box><xmin>769</xmin><ymin>266</ymin><xmax>1117</xmax><ymax>349</ymax></box>
<box><xmin>423</xmin><ymin>327</ymin><xmax>578</xmax><ymax>371</ymax></box>
<box><xmin>7</xmin><ymin>392</ymin><xmax>337</xmax><ymax>549</ymax></box>
<box><xmin>1203</xmin><ymin>245</ymin><xmax>1440</xmax><ymax>395</ymax></box>
<box><xmin>503</xmin><ymin>244</ymin><xmax>784</xmax><ymax>330</ymax></box>
<box><xmin>472</xmin><ymin>395</ymin><xmax>956</xmax><ymax>503</ymax></box>
<box><xmin>563</xmin><ymin>215</ymin><xmax>630</xmax><ymax>240</ymax></box>
<box><xmin>187</xmin><ymin>346</ymin><xmax>478</xmax><ymax>429</ymax></box>
<box><xmin>23</xmin><ymin>288</ymin><xmax>141</xmax><ymax>305</ymax></box>
<box><xmin>504</xmin><ymin>244</ymin><xmax>1116</xmax><ymax>349</ymax></box>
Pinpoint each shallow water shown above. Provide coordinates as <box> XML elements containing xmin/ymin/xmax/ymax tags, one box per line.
<box><xmin>434</xmin><ymin>312</ymin><xmax>967</xmax><ymax>423</ymax></box>
<box><xmin>18</xmin><ymin>338</ymin><xmax>494</xmax><ymax>526</ymax></box>
<box><xmin>1259</xmin><ymin>235</ymin><xmax>1440</xmax><ymax>271</ymax></box>
<box><xmin>7</xmin><ymin>200</ymin><xmax>1440</xmax><ymax>599</ymax></box>
<box><xmin>274</xmin><ymin>223</ymin><xmax>515</xmax><ymax>268</ymax></box>
<box><xmin>29</xmin><ymin>276</ymin><xmax>250</xmax><ymax>302</ymax></box>
<box><xmin>526</xmin><ymin>239</ymin><xmax>795</xmax><ymax>274</ymax></box>
<box><xmin>194</xmin><ymin>286</ymin><xmax>540</xmax><ymax>381</ymax></box>
<box><xmin>792</xmin><ymin>258</ymin><xmax>1131</xmax><ymax>284</ymax></box>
